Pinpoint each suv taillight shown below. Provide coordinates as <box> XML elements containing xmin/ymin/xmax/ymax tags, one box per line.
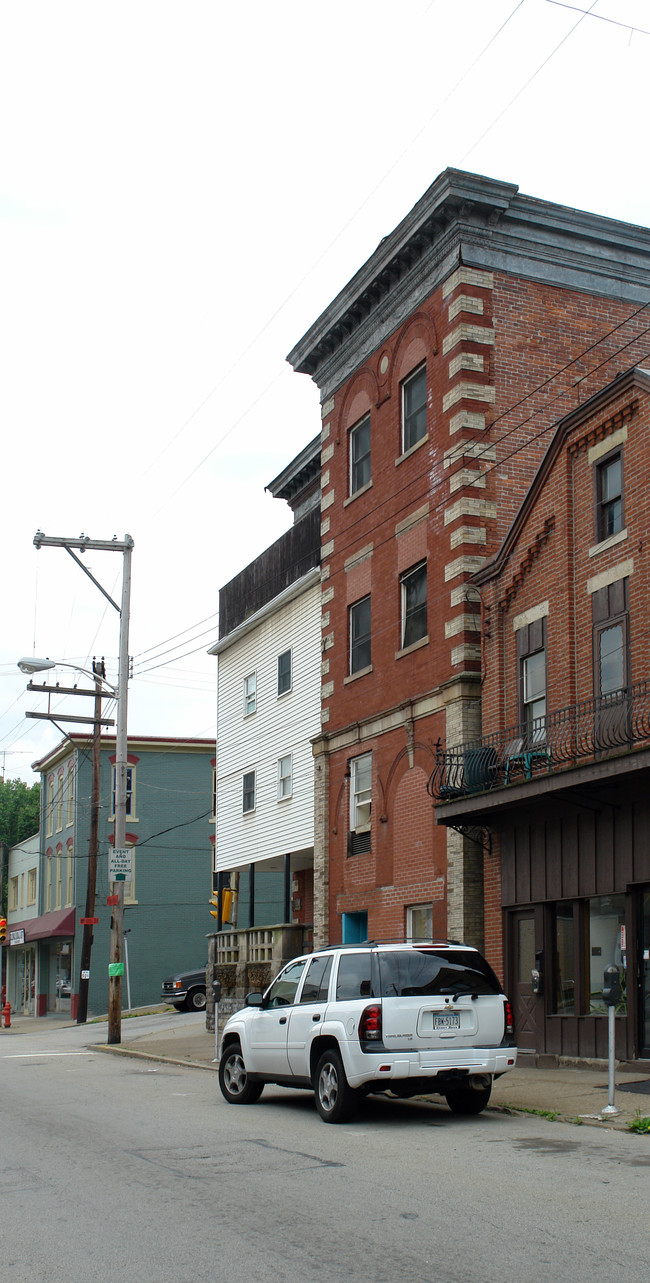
<box><xmin>504</xmin><ymin>999</ymin><xmax>514</xmax><ymax>1036</ymax></box>
<box><xmin>359</xmin><ymin>1003</ymin><xmax>382</xmax><ymax>1041</ymax></box>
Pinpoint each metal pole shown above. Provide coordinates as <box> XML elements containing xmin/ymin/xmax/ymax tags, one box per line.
<box><xmin>602</xmin><ymin>1003</ymin><xmax>620</xmax><ymax>1117</ymax></box>
<box><xmin>76</xmin><ymin>662</ymin><xmax>103</xmax><ymax>1023</ymax></box>
<box><xmin>108</xmin><ymin>539</ymin><xmax>132</xmax><ymax>1045</ymax></box>
<box><xmin>124</xmin><ymin>930</ymin><xmax>132</xmax><ymax>1011</ymax></box>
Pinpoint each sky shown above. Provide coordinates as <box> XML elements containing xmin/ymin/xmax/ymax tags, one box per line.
<box><xmin>1</xmin><ymin>0</ymin><xmax>649</xmax><ymax>784</ymax></box>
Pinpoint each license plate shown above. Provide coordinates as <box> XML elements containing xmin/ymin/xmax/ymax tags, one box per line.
<box><xmin>433</xmin><ymin>1012</ymin><xmax>460</xmax><ymax>1030</ymax></box>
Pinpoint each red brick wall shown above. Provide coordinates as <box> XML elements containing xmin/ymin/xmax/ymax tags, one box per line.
<box><xmin>321</xmin><ymin>262</ymin><xmax>650</xmax><ymax>948</ymax></box>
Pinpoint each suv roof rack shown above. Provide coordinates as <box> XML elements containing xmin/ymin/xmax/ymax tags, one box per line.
<box><xmin>312</xmin><ymin>937</ymin><xmax>467</xmax><ymax>953</ymax></box>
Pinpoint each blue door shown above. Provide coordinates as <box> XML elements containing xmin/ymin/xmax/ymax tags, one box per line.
<box><xmin>342</xmin><ymin>911</ymin><xmax>368</xmax><ymax>944</ymax></box>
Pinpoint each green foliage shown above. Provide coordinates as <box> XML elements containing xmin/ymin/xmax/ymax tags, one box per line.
<box><xmin>628</xmin><ymin>1112</ymin><xmax>650</xmax><ymax>1134</ymax></box>
<box><xmin>0</xmin><ymin>776</ymin><xmax>40</xmax><ymax>848</ymax></box>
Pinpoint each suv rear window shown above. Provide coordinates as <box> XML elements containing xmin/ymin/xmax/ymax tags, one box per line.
<box><xmin>377</xmin><ymin>949</ymin><xmax>502</xmax><ymax>998</ymax></box>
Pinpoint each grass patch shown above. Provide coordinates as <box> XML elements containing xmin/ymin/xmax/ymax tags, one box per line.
<box><xmin>628</xmin><ymin>1111</ymin><xmax>650</xmax><ymax>1134</ymax></box>
<box><xmin>502</xmin><ymin>1104</ymin><xmax>560</xmax><ymax>1121</ymax></box>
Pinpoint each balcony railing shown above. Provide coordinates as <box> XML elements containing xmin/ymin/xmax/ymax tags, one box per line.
<box><xmin>428</xmin><ymin>681</ymin><xmax>650</xmax><ymax>803</ymax></box>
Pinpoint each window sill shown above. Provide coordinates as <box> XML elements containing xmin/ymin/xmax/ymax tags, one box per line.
<box><xmin>395</xmin><ymin>634</ymin><xmax>429</xmax><ymax>660</ymax></box>
<box><xmin>588</xmin><ymin>528</ymin><xmax>628</xmax><ymax>558</ymax></box>
<box><xmin>344</xmin><ymin>479</ymin><xmax>373</xmax><ymax>507</ymax></box>
<box><xmin>395</xmin><ymin>432</ymin><xmax>429</xmax><ymax>467</ymax></box>
<box><xmin>344</xmin><ymin>664</ymin><xmax>373</xmax><ymax>685</ymax></box>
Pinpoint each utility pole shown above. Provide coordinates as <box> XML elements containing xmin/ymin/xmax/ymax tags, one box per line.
<box><xmin>107</xmin><ymin>539</ymin><xmax>132</xmax><ymax>1044</ymax></box>
<box><xmin>76</xmin><ymin>658</ymin><xmax>105</xmax><ymax>1025</ymax></box>
<box><xmin>30</xmin><ymin>531</ymin><xmax>133</xmax><ymax>1044</ymax></box>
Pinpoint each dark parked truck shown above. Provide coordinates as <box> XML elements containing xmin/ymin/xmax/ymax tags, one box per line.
<box><xmin>161</xmin><ymin>967</ymin><xmax>206</xmax><ymax>1011</ymax></box>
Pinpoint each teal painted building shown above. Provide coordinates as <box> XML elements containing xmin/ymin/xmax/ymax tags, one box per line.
<box><xmin>22</xmin><ymin>734</ymin><xmax>215</xmax><ymax>1018</ymax></box>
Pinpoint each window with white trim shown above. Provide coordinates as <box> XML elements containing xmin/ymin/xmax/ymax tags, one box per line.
<box><xmin>27</xmin><ymin>867</ymin><xmax>37</xmax><ymax>905</ymax></box>
<box><xmin>243</xmin><ymin>672</ymin><xmax>257</xmax><ymax>716</ymax></box>
<box><xmin>46</xmin><ymin>776</ymin><xmax>54</xmax><ymax>837</ymax></box>
<box><xmin>351</xmin><ymin>749</ymin><xmax>371</xmax><ymax>831</ymax></box>
<box><xmin>406</xmin><ymin>903</ymin><xmax>433</xmax><ymax>942</ymax></box>
<box><xmin>66</xmin><ymin>763</ymin><xmax>75</xmax><ymax>825</ymax></box>
<box><xmin>277</xmin><ymin>754</ymin><xmax>293</xmax><ymax>801</ymax></box>
<box><xmin>55</xmin><ymin>773</ymin><xmax>64</xmax><ymax>832</ymax></box>
<box><xmin>65</xmin><ymin>847</ymin><xmax>73</xmax><ymax>907</ymax></box>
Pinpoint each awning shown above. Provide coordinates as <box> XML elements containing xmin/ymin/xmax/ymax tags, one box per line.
<box><xmin>8</xmin><ymin>907</ymin><xmax>76</xmax><ymax>944</ymax></box>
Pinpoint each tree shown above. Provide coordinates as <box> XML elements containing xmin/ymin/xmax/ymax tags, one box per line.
<box><xmin>0</xmin><ymin>777</ymin><xmax>40</xmax><ymax>848</ymax></box>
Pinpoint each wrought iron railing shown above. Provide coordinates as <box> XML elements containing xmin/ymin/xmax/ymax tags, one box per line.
<box><xmin>428</xmin><ymin>681</ymin><xmax>650</xmax><ymax>802</ymax></box>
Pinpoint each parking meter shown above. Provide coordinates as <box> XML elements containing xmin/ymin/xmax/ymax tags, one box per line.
<box><xmin>212</xmin><ymin>979</ymin><xmax>222</xmax><ymax>1003</ymax></box>
<box><xmin>602</xmin><ymin>964</ymin><xmax>621</xmax><ymax>1006</ymax></box>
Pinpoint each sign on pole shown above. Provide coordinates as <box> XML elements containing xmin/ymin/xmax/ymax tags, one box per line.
<box><xmin>108</xmin><ymin>847</ymin><xmax>133</xmax><ymax>882</ymax></box>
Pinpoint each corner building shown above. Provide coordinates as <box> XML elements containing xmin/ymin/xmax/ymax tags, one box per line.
<box><xmin>287</xmin><ymin>169</ymin><xmax>650</xmax><ymax>956</ymax></box>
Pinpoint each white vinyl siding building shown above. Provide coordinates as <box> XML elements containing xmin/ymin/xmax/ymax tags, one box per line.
<box><xmin>213</xmin><ymin>569</ymin><xmax>321</xmax><ymax>873</ymax></box>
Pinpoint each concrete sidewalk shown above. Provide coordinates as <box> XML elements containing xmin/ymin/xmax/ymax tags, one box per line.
<box><xmin>97</xmin><ymin>1022</ymin><xmax>650</xmax><ymax>1133</ymax></box>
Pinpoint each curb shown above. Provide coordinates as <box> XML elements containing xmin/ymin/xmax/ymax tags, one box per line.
<box><xmin>92</xmin><ymin>1043</ymin><xmax>218</xmax><ymax>1072</ymax></box>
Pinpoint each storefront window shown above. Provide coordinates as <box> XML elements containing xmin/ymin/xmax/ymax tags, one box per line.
<box><xmin>554</xmin><ymin>905</ymin><xmax>575</xmax><ymax>1014</ymax></box>
<box><xmin>587</xmin><ymin>894</ymin><xmax>626</xmax><ymax>1014</ymax></box>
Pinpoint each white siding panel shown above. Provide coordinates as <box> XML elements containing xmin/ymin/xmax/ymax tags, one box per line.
<box><xmin>215</xmin><ymin>578</ymin><xmax>320</xmax><ymax>871</ymax></box>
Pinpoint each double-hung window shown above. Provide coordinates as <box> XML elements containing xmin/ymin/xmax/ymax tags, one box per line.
<box><xmin>349</xmin><ymin>596</ymin><xmax>371</xmax><ymax>674</ymax></box>
<box><xmin>277</xmin><ymin>649</ymin><xmax>292</xmax><ymax>696</ymax></box>
<box><xmin>350</xmin><ymin>753</ymin><xmax>371</xmax><ymax>828</ymax></box>
<box><xmin>401</xmin><ymin>363</ymin><xmax>427</xmax><ymax>452</ymax></box>
<box><xmin>242</xmin><ymin>770</ymin><xmax>256</xmax><ymax>814</ymax></box>
<box><xmin>517</xmin><ymin>617</ymin><xmax>546</xmax><ymax>744</ymax></box>
<box><xmin>593</xmin><ymin>578</ymin><xmax>628</xmax><ymax>699</ymax></box>
<box><xmin>401</xmin><ymin>561</ymin><xmax>427</xmax><ymax>649</ymax></box>
<box><xmin>277</xmin><ymin>754</ymin><xmax>292</xmax><ymax>800</ymax></box>
<box><xmin>350</xmin><ymin>414</ymin><xmax>371</xmax><ymax>495</ymax></box>
<box><xmin>593</xmin><ymin>577</ymin><xmax>630</xmax><ymax>747</ymax></box>
<box><xmin>243</xmin><ymin>672</ymin><xmax>257</xmax><ymax>716</ymax></box>
<box><xmin>349</xmin><ymin>753</ymin><xmax>372</xmax><ymax>856</ymax></box>
<box><xmin>595</xmin><ymin>450</ymin><xmax>623</xmax><ymax>543</ymax></box>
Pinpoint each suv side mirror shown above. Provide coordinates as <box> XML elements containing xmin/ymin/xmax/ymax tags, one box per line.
<box><xmin>245</xmin><ymin>991</ymin><xmax>264</xmax><ymax>1007</ymax></box>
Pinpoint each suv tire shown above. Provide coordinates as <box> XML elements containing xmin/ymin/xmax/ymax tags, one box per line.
<box><xmin>314</xmin><ymin>1049</ymin><xmax>358</xmax><ymax>1124</ymax></box>
<box><xmin>219</xmin><ymin>1044</ymin><xmax>264</xmax><ymax>1105</ymax></box>
<box><xmin>445</xmin><ymin>1082</ymin><xmax>492</xmax><ymax>1115</ymax></box>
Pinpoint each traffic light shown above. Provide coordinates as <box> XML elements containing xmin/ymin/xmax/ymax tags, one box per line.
<box><xmin>208</xmin><ymin>890</ymin><xmax>233</xmax><ymax>924</ymax></box>
<box><xmin>0</xmin><ymin>918</ymin><xmax>7</xmax><ymax>944</ymax></box>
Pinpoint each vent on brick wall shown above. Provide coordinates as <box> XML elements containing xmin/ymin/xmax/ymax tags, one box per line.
<box><xmin>348</xmin><ymin>829</ymin><xmax>371</xmax><ymax>857</ymax></box>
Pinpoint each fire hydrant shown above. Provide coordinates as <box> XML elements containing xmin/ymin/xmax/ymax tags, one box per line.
<box><xmin>2</xmin><ymin>1001</ymin><xmax>11</xmax><ymax>1028</ymax></box>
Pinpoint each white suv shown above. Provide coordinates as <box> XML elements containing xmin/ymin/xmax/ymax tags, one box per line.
<box><xmin>218</xmin><ymin>942</ymin><xmax>517</xmax><ymax>1123</ymax></box>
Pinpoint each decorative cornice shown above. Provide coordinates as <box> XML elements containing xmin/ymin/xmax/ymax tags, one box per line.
<box><xmin>287</xmin><ymin>168</ymin><xmax>650</xmax><ymax>399</ymax></box>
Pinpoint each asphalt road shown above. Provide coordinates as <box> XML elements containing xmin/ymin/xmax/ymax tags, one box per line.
<box><xmin>2</xmin><ymin>1016</ymin><xmax>648</xmax><ymax>1283</ymax></box>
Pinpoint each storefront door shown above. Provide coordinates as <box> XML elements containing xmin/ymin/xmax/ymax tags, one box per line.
<box><xmin>639</xmin><ymin>888</ymin><xmax>650</xmax><ymax>1058</ymax></box>
<box><xmin>510</xmin><ymin>909</ymin><xmax>539</xmax><ymax>1052</ymax></box>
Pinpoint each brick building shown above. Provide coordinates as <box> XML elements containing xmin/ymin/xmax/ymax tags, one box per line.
<box><xmin>432</xmin><ymin>367</ymin><xmax>650</xmax><ymax>1064</ymax></box>
<box><xmin>287</xmin><ymin>168</ymin><xmax>650</xmax><ymax>957</ymax></box>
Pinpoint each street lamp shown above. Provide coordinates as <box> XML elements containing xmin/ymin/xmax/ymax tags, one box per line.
<box><xmin>17</xmin><ymin>657</ymin><xmax>117</xmax><ymax>696</ymax></box>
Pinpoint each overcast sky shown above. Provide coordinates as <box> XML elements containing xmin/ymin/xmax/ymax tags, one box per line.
<box><xmin>1</xmin><ymin>0</ymin><xmax>648</xmax><ymax>784</ymax></box>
